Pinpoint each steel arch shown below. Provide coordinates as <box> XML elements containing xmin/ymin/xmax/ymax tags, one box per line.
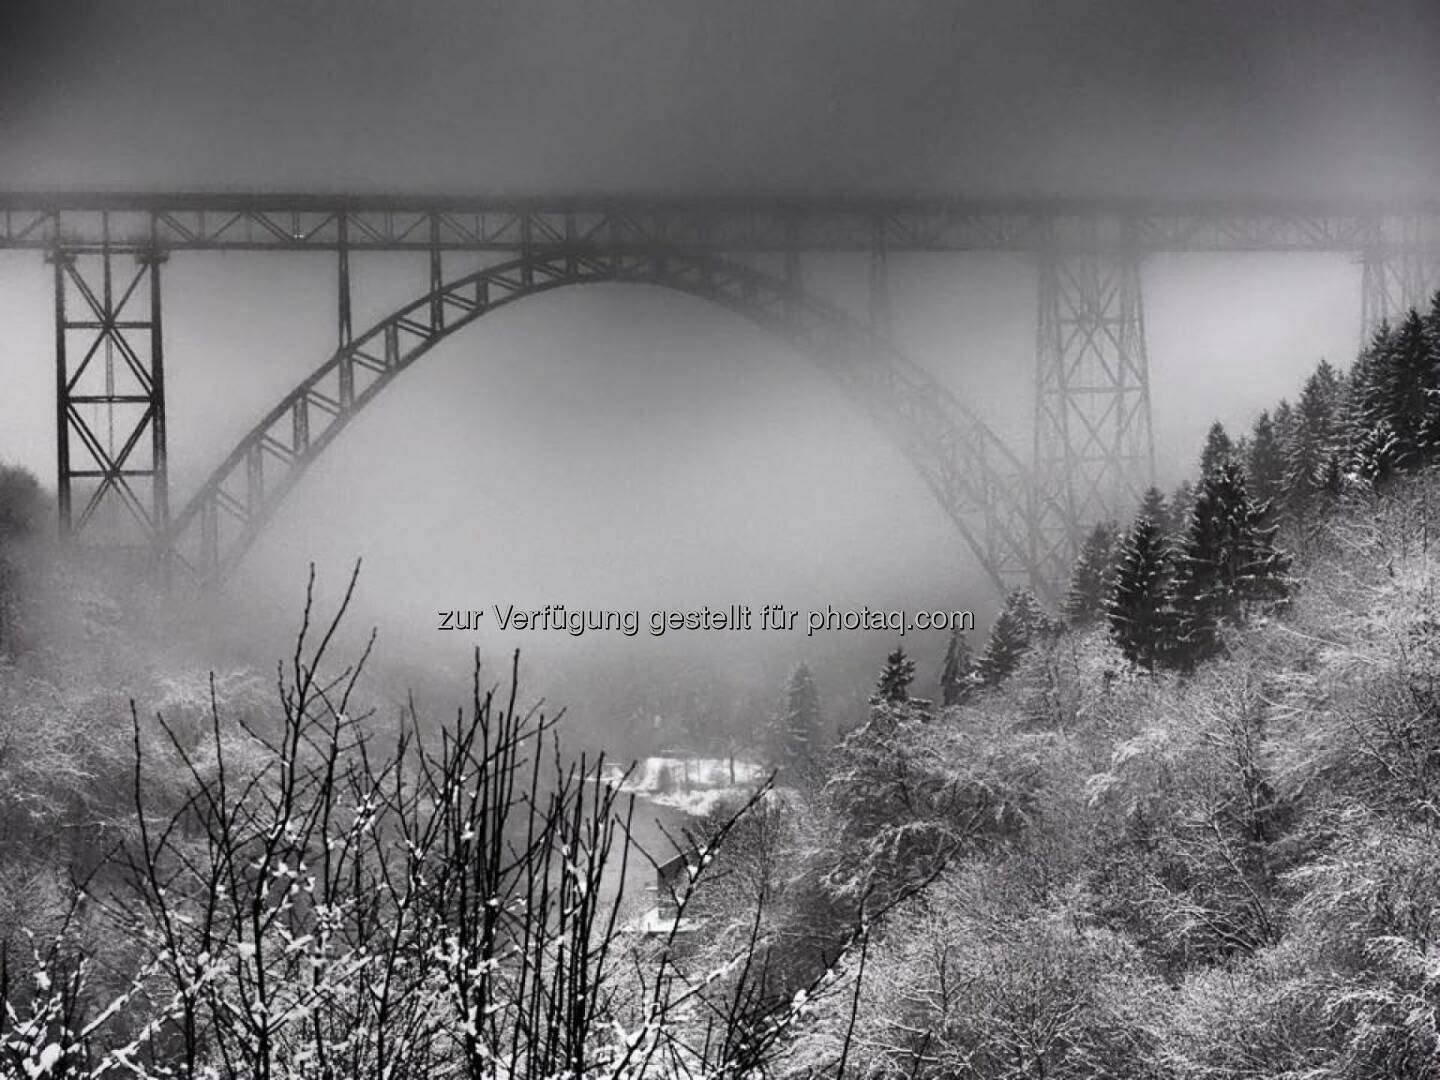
<box><xmin>164</xmin><ymin>249</ymin><xmax>1063</xmax><ymax>597</ymax></box>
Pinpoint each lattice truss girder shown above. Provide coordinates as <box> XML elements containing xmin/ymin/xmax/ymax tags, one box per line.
<box><xmin>6</xmin><ymin>199</ymin><xmax>1440</xmax><ymax>255</ymax></box>
<box><xmin>51</xmin><ymin>245</ymin><xmax>168</xmax><ymax>548</ymax></box>
<box><xmin>164</xmin><ymin>248</ymin><xmax>1050</xmax><ymax>598</ymax></box>
<box><xmin>1034</xmin><ymin>249</ymin><xmax>1154</xmax><ymax>570</ymax></box>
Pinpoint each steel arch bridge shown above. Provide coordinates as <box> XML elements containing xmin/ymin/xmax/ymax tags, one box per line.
<box><xmin>165</xmin><ymin>249</ymin><xmax>1049</xmax><ymax>594</ymax></box>
<box><xmin>6</xmin><ymin>190</ymin><xmax>1440</xmax><ymax>601</ymax></box>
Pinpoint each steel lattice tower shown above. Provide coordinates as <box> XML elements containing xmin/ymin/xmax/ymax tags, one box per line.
<box><xmin>1362</xmin><ymin>213</ymin><xmax>1440</xmax><ymax>338</ymax></box>
<box><xmin>1033</xmin><ymin>228</ymin><xmax>1154</xmax><ymax>573</ymax></box>
<box><xmin>49</xmin><ymin>220</ymin><xmax>169</xmax><ymax>560</ymax></box>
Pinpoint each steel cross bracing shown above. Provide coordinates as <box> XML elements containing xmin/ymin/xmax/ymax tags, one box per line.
<box><xmin>1034</xmin><ymin>243</ymin><xmax>1154</xmax><ymax>565</ymax></box>
<box><xmin>7</xmin><ymin>191</ymin><xmax>1440</xmax><ymax>599</ymax></box>
<box><xmin>47</xmin><ymin>229</ymin><xmax>169</xmax><ymax>555</ymax></box>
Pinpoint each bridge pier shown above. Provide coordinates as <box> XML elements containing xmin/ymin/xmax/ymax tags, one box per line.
<box><xmin>1362</xmin><ymin>249</ymin><xmax>1440</xmax><ymax>339</ymax></box>
<box><xmin>1033</xmin><ymin>233</ymin><xmax>1154</xmax><ymax>573</ymax></box>
<box><xmin>48</xmin><ymin>225</ymin><xmax>170</xmax><ymax>557</ymax></box>
<box><xmin>337</xmin><ymin>213</ymin><xmax>353</xmax><ymax>347</ymax></box>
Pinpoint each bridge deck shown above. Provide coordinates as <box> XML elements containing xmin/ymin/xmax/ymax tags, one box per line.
<box><xmin>3</xmin><ymin>191</ymin><xmax>1440</xmax><ymax>254</ymax></box>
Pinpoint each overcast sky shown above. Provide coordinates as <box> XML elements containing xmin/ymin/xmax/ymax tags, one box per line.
<box><xmin>1</xmin><ymin>1</ymin><xmax>1437</xmax><ymax>715</ymax></box>
<box><xmin>3</xmin><ymin>0</ymin><xmax>1439</xmax><ymax>197</ymax></box>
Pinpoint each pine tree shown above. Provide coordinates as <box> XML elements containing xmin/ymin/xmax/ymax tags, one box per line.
<box><xmin>875</xmin><ymin>648</ymin><xmax>915</xmax><ymax>703</ymax></box>
<box><xmin>1169</xmin><ymin>460</ymin><xmax>1291</xmax><ymax>670</ymax></box>
<box><xmin>1169</xmin><ymin>482</ymin><xmax>1194</xmax><ymax>537</ymax></box>
<box><xmin>1107</xmin><ymin>514</ymin><xmax>1174</xmax><ymax>671</ymax></box>
<box><xmin>1284</xmin><ymin>359</ymin><xmax>1342</xmax><ymax>518</ymax></box>
<box><xmin>938</xmin><ymin>627</ymin><xmax>974</xmax><ymax>707</ymax></box>
<box><xmin>1235</xmin><ymin>477</ymin><xmax>1293</xmax><ymax>618</ymax></box>
<box><xmin>1348</xmin><ymin>417</ymin><xmax>1403</xmax><ymax>489</ymax></box>
<box><xmin>1199</xmin><ymin>421</ymin><xmax>1235</xmax><ymax>477</ymax></box>
<box><xmin>1350</xmin><ymin>311</ymin><xmax>1437</xmax><ymax>468</ymax></box>
<box><xmin>1335</xmin><ymin>347</ymin><xmax>1378</xmax><ymax>488</ymax></box>
<box><xmin>1426</xmin><ymin>289</ymin><xmax>1440</xmax><ymax>349</ymax></box>
<box><xmin>769</xmin><ymin>663</ymin><xmax>823</xmax><ymax>777</ymax></box>
<box><xmin>1138</xmin><ymin>486</ymin><xmax>1171</xmax><ymax>534</ymax></box>
<box><xmin>976</xmin><ymin>608</ymin><xmax>1028</xmax><ymax>686</ymax></box>
<box><xmin>1168</xmin><ymin>476</ymin><xmax>1230</xmax><ymax>669</ymax></box>
<box><xmin>1245</xmin><ymin>410</ymin><xmax>1286</xmax><ymax>513</ymax></box>
<box><xmin>975</xmin><ymin>589</ymin><xmax>1052</xmax><ymax>686</ymax></box>
<box><xmin>1061</xmin><ymin>522</ymin><xmax>1117</xmax><ymax>626</ymax></box>
<box><xmin>1390</xmin><ymin>311</ymin><xmax>1435</xmax><ymax>460</ymax></box>
<box><xmin>1424</xmin><ymin>291</ymin><xmax>1440</xmax><ymax>451</ymax></box>
<box><xmin>1273</xmin><ymin>399</ymin><xmax>1297</xmax><ymax>452</ymax></box>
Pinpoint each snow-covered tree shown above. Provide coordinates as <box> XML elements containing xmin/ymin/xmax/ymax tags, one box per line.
<box><xmin>1169</xmin><ymin>481</ymin><xmax>1195</xmax><ymax>538</ymax></box>
<box><xmin>1169</xmin><ymin>460</ymin><xmax>1291</xmax><ymax>669</ymax></box>
<box><xmin>1199</xmin><ymin>421</ymin><xmax>1235</xmax><ymax>477</ymax></box>
<box><xmin>769</xmin><ymin>662</ymin><xmax>823</xmax><ymax>777</ymax></box>
<box><xmin>875</xmin><ymin>647</ymin><xmax>916</xmax><ymax>702</ymax></box>
<box><xmin>1061</xmin><ymin>522</ymin><xmax>1118</xmax><ymax>627</ymax></box>
<box><xmin>1284</xmin><ymin>358</ymin><xmax>1343</xmax><ymax>518</ymax></box>
<box><xmin>938</xmin><ymin>626</ymin><xmax>974</xmax><ymax>707</ymax></box>
<box><xmin>1138</xmin><ymin>486</ymin><xmax>1170</xmax><ymax>534</ymax></box>
<box><xmin>1107</xmin><ymin>513</ymin><xmax>1174</xmax><ymax>671</ymax></box>
<box><xmin>975</xmin><ymin>590</ymin><xmax>1053</xmax><ymax>686</ymax></box>
<box><xmin>1245</xmin><ymin>409</ymin><xmax>1286</xmax><ymax>512</ymax></box>
<box><xmin>1348</xmin><ymin>417</ymin><xmax>1403</xmax><ymax>489</ymax></box>
<box><xmin>1344</xmin><ymin>311</ymin><xmax>1440</xmax><ymax>484</ymax></box>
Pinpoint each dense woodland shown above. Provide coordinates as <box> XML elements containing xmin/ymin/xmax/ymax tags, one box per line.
<box><xmin>4</xmin><ymin>295</ymin><xmax>1440</xmax><ymax>1076</ymax></box>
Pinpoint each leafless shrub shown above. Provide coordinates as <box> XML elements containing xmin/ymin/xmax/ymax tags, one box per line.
<box><xmin>0</xmin><ymin>565</ymin><xmax>869</xmax><ymax>1079</ymax></box>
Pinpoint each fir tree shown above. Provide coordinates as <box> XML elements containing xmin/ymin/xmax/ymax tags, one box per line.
<box><xmin>1348</xmin><ymin>417</ymin><xmax>1403</xmax><ymax>489</ymax></box>
<box><xmin>1199</xmin><ymin>421</ymin><xmax>1235</xmax><ymax>477</ymax></box>
<box><xmin>1138</xmin><ymin>486</ymin><xmax>1171</xmax><ymax>535</ymax></box>
<box><xmin>975</xmin><ymin>589</ymin><xmax>1052</xmax><ymax>686</ymax></box>
<box><xmin>1284</xmin><ymin>359</ymin><xmax>1342</xmax><ymax>518</ymax></box>
<box><xmin>1169</xmin><ymin>460</ymin><xmax>1291</xmax><ymax>670</ymax></box>
<box><xmin>1169</xmin><ymin>480</ymin><xmax>1230</xmax><ymax>669</ymax></box>
<box><xmin>1232</xmin><ymin>434</ymin><xmax>1252</xmax><ymax>470</ymax></box>
<box><xmin>976</xmin><ymin>608</ymin><xmax>1028</xmax><ymax>686</ymax></box>
<box><xmin>1235</xmin><ymin>481</ymin><xmax>1294</xmax><ymax>618</ymax></box>
<box><xmin>1425</xmin><ymin>291</ymin><xmax>1440</xmax><ymax>451</ymax></box>
<box><xmin>1245</xmin><ymin>410</ymin><xmax>1286</xmax><ymax>513</ymax></box>
<box><xmin>1061</xmin><ymin>521</ymin><xmax>1117</xmax><ymax>627</ymax></box>
<box><xmin>1350</xmin><ymin>310</ymin><xmax>1437</xmax><ymax>468</ymax></box>
<box><xmin>1169</xmin><ymin>482</ymin><xmax>1194</xmax><ymax>537</ymax></box>
<box><xmin>875</xmin><ymin>648</ymin><xmax>915</xmax><ymax>703</ymax></box>
<box><xmin>1107</xmin><ymin>513</ymin><xmax>1174</xmax><ymax>671</ymax></box>
<box><xmin>1389</xmin><ymin>311</ymin><xmax>1435</xmax><ymax>460</ymax></box>
<box><xmin>938</xmin><ymin>626</ymin><xmax>974</xmax><ymax>707</ymax></box>
<box><xmin>769</xmin><ymin>663</ymin><xmax>823</xmax><ymax>777</ymax></box>
<box><xmin>1272</xmin><ymin>399</ymin><xmax>1297</xmax><ymax>452</ymax></box>
<box><xmin>1425</xmin><ymin>291</ymin><xmax>1440</xmax><ymax>436</ymax></box>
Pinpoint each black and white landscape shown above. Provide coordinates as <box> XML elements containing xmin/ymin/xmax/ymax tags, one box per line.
<box><xmin>2</xmin><ymin>2</ymin><xmax>1440</xmax><ymax>1077</ymax></box>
